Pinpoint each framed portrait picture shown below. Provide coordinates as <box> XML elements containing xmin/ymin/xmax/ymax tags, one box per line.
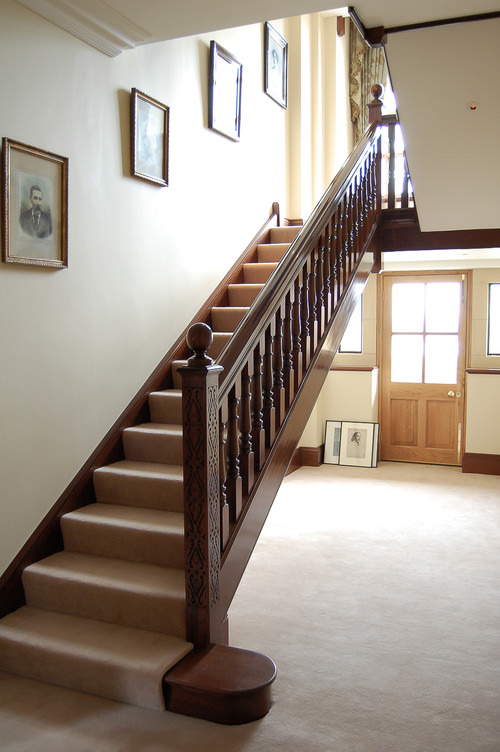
<box><xmin>264</xmin><ymin>22</ymin><xmax>288</xmax><ymax>109</ymax></box>
<box><xmin>131</xmin><ymin>88</ymin><xmax>169</xmax><ymax>186</ymax></box>
<box><xmin>209</xmin><ymin>41</ymin><xmax>243</xmax><ymax>142</ymax></box>
<box><xmin>1</xmin><ymin>138</ymin><xmax>68</xmax><ymax>268</ymax></box>
<box><xmin>339</xmin><ymin>421</ymin><xmax>379</xmax><ymax>468</ymax></box>
<box><xmin>324</xmin><ymin>420</ymin><xmax>342</xmax><ymax>465</ymax></box>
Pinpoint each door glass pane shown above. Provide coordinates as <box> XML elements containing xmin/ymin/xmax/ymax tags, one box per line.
<box><xmin>426</xmin><ymin>282</ymin><xmax>461</xmax><ymax>333</ymax></box>
<box><xmin>392</xmin><ymin>334</ymin><xmax>424</xmax><ymax>382</ymax></box>
<box><xmin>488</xmin><ymin>283</ymin><xmax>500</xmax><ymax>355</ymax></box>
<box><xmin>392</xmin><ymin>283</ymin><xmax>424</xmax><ymax>332</ymax></box>
<box><xmin>424</xmin><ymin>334</ymin><xmax>459</xmax><ymax>384</ymax></box>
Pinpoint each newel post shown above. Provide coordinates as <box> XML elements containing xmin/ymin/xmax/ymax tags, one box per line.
<box><xmin>179</xmin><ymin>323</ymin><xmax>224</xmax><ymax>649</ymax></box>
<box><xmin>368</xmin><ymin>83</ymin><xmax>383</xmax><ymax>124</ymax></box>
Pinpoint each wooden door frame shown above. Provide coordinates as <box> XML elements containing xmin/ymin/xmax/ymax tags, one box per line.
<box><xmin>376</xmin><ymin>268</ymin><xmax>472</xmax><ymax>464</ymax></box>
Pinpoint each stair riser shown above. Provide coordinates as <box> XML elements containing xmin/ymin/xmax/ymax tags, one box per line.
<box><xmin>61</xmin><ymin>518</ymin><xmax>185</xmax><ymax>569</ymax></box>
<box><xmin>256</xmin><ymin>243</ymin><xmax>289</xmax><ymax>263</ymax></box>
<box><xmin>211</xmin><ymin>307</ymin><xmax>248</xmax><ymax>332</ymax></box>
<box><xmin>123</xmin><ymin>431</ymin><xmax>183</xmax><ymax>465</ymax></box>
<box><xmin>22</xmin><ymin>569</ymin><xmax>186</xmax><ymax>638</ymax></box>
<box><xmin>227</xmin><ymin>284</ymin><xmax>263</xmax><ymax>307</ymax></box>
<box><xmin>269</xmin><ymin>226</ymin><xmax>301</xmax><ymax>243</ymax></box>
<box><xmin>93</xmin><ymin>468</ymin><xmax>184</xmax><ymax>512</ymax></box>
<box><xmin>149</xmin><ymin>391</ymin><xmax>182</xmax><ymax>424</ymax></box>
<box><xmin>243</xmin><ymin>263</ymin><xmax>277</xmax><ymax>284</ymax></box>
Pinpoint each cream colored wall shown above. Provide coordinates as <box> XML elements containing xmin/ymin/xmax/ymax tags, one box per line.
<box><xmin>284</xmin><ymin>13</ymin><xmax>353</xmax><ymax>221</ymax></box>
<box><xmin>0</xmin><ymin>2</ymin><xmax>288</xmax><ymax>575</ymax></box>
<box><xmin>466</xmin><ymin>268</ymin><xmax>500</xmax><ymax>454</ymax></box>
<box><xmin>299</xmin><ymin>272</ymin><xmax>379</xmax><ymax>448</ymax></box>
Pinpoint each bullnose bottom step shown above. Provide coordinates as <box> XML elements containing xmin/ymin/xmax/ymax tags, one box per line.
<box><xmin>163</xmin><ymin>644</ymin><xmax>277</xmax><ymax>724</ymax></box>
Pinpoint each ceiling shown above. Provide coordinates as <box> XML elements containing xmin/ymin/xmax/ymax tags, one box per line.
<box><xmin>16</xmin><ymin>0</ymin><xmax>500</xmax><ymax>238</ymax></box>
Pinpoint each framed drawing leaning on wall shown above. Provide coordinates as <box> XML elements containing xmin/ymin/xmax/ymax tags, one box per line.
<box><xmin>1</xmin><ymin>138</ymin><xmax>68</xmax><ymax>268</ymax></box>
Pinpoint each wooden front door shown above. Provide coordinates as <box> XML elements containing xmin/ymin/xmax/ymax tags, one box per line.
<box><xmin>379</xmin><ymin>271</ymin><xmax>470</xmax><ymax>465</ymax></box>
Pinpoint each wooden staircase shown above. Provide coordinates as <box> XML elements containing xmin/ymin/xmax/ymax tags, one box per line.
<box><xmin>0</xmin><ymin>105</ymin><xmax>384</xmax><ymax>723</ymax></box>
<box><xmin>0</xmin><ymin>225</ymin><xmax>299</xmax><ymax>718</ymax></box>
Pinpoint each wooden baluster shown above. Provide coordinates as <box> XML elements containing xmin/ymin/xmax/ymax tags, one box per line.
<box><xmin>179</xmin><ymin>322</ymin><xmax>223</xmax><ymax>649</ymax></box>
<box><xmin>251</xmin><ymin>340</ymin><xmax>265</xmax><ymax>471</ymax></box>
<box><xmin>316</xmin><ymin>240</ymin><xmax>325</xmax><ymax>337</ymax></box>
<box><xmin>308</xmin><ymin>247</ymin><xmax>318</xmax><ymax>356</ymax></box>
<box><xmin>353</xmin><ymin>175</ymin><xmax>360</xmax><ymax>262</ymax></box>
<box><xmin>273</xmin><ymin>305</ymin><xmax>285</xmax><ymax>431</ymax></box>
<box><xmin>282</xmin><ymin>291</ymin><xmax>294</xmax><ymax>409</ymax></box>
<box><xmin>263</xmin><ymin>323</ymin><xmax>276</xmax><ymax>448</ymax></box>
<box><xmin>218</xmin><ymin>400</ymin><xmax>229</xmax><ymax>548</ymax></box>
<box><xmin>226</xmin><ymin>381</ymin><xmax>242</xmax><ymax>522</ymax></box>
<box><xmin>331</xmin><ymin>211</ymin><xmax>339</xmax><ymax>312</ymax></box>
<box><xmin>239</xmin><ymin>361</ymin><xmax>254</xmax><ymax>498</ymax></box>
<box><xmin>292</xmin><ymin>275</ymin><xmax>303</xmax><ymax>392</ymax></box>
<box><xmin>401</xmin><ymin>156</ymin><xmax>409</xmax><ymax>208</ymax></box>
<box><xmin>341</xmin><ymin>194</ymin><xmax>348</xmax><ymax>291</ymax></box>
<box><xmin>301</xmin><ymin>261</ymin><xmax>311</xmax><ymax>370</ymax></box>
<box><xmin>324</xmin><ymin>226</ymin><xmax>333</xmax><ymax>323</ymax></box>
<box><xmin>349</xmin><ymin>183</ymin><xmax>356</xmax><ymax>271</ymax></box>
<box><xmin>388</xmin><ymin>120</ymin><xmax>396</xmax><ymax>210</ymax></box>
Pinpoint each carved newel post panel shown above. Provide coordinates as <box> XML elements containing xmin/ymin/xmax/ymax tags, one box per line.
<box><xmin>179</xmin><ymin>323</ymin><xmax>224</xmax><ymax>648</ymax></box>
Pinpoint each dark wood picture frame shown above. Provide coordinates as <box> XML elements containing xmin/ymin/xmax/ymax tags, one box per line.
<box><xmin>209</xmin><ymin>41</ymin><xmax>243</xmax><ymax>142</ymax></box>
<box><xmin>131</xmin><ymin>88</ymin><xmax>169</xmax><ymax>186</ymax></box>
<box><xmin>264</xmin><ymin>22</ymin><xmax>288</xmax><ymax>109</ymax></box>
<box><xmin>1</xmin><ymin>138</ymin><xmax>68</xmax><ymax>269</ymax></box>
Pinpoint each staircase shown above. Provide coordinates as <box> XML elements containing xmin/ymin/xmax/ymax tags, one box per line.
<box><xmin>0</xmin><ymin>101</ymin><xmax>384</xmax><ymax>723</ymax></box>
<box><xmin>0</xmin><ymin>226</ymin><xmax>300</xmax><ymax>714</ymax></box>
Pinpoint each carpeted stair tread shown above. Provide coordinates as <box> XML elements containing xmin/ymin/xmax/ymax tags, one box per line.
<box><xmin>209</xmin><ymin>332</ymin><xmax>232</xmax><ymax>359</ymax></box>
<box><xmin>256</xmin><ymin>242</ymin><xmax>290</xmax><ymax>262</ymax></box>
<box><xmin>149</xmin><ymin>389</ymin><xmax>182</xmax><ymax>424</ymax></box>
<box><xmin>227</xmin><ymin>283</ymin><xmax>264</xmax><ymax>306</ymax></box>
<box><xmin>123</xmin><ymin>423</ymin><xmax>182</xmax><ymax>465</ymax></box>
<box><xmin>0</xmin><ymin>606</ymin><xmax>193</xmax><ymax>709</ymax></box>
<box><xmin>242</xmin><ymin>262</ymin><xmax>278</xmax><ymax>283</ymax></box>
<box><xmin>93</xmin><ymin>460</ymin><xmax>183</xmax><ymax>512</ymax></box>
<box><xmin>61</xmin><ymin>503</ymin><xmax>184</xmax><ymax>568</ymax></box>
<box><xmin>23</xmin><ymin>551</ymin><xmax>186</xmax><ymax>637</ymax></box>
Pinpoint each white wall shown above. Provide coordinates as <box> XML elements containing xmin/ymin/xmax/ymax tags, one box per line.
<box><xmin>0</xmin><ymin>2</ymin><xmax>287</xmax><ymax>575</ymax></box>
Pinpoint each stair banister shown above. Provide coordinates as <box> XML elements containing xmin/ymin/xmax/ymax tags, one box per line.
<box><xmin>181</xmin><ymin>115</ymin><xmax>383</xmax><ymax>648</ymax></box>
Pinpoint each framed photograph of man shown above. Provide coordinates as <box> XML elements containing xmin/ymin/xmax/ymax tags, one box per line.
<box><xmin>264</xmin><ymin>22</ymin><xmax>288</xmax><ymax>109</ymax></box>
<box><xmin>131</xmin><ymin>88</ymin><xmax>169</xmax><ymax>186</ymax></box>
<box><xmin>209</xmin><ymin>41</ymin><xmax>243</xmax><ymax>142</ymax></box>
<box><xmin>1</xmin><ymin>138</ymin><xmax>68</xmax><ymax>268</ymax></box>
<box><xmin>339</xmin><ymin>421</ymin><xmax>379</xmax><ymax>468</ymax></box>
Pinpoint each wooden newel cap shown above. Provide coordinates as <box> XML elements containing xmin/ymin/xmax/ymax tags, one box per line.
<box><xmin>186</xmin><ymin>322</ymin><xmax>214</xmax><ymax>366</ymax></box>
<box><xmin>368</xmin><ymin>83</ymin><xmax>384</xmax><ymax>124</ymax></box>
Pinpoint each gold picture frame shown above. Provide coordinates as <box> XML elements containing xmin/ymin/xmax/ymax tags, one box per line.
<box><xmin>1</xmin><ymin>138</ymin><xmax>68</xmax><ymax>269</ymax></box>
<box><xmin>131</xmin><ymin>88</ymin><xmax>169</xmax><ymax>186</ymax></box>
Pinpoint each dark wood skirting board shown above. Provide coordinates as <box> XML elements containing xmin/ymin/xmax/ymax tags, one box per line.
<box><xmin>462</xmin><ymin>453</ymin><xmax>500</xmax><ymax>476</ymax></box>
<box><xmin>466</xmin><ymin>369</ymin><xmax>500</xmax><ymax>375</ymax></box>
<box><xmin>288</xmin><ymin>446</ymin><xmax>324</xmax><ymax>474</ymax></box>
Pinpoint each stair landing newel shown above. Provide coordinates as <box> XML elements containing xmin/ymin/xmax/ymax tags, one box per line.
<box><xmin>179</xmin><ymin>323</ymin><xmax>224</xmax><ymax>648</ymax></box>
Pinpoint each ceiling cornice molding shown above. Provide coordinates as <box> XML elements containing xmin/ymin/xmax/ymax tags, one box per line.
<box><xmin>15</xmin><ymin>0</ymin><xmax>151</xmax><ymax>57</ymax></box>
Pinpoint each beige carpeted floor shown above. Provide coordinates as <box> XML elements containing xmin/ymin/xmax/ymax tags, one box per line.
<box><xmin>1</xmin><ymin>461</ymin><xmax>499</xmax><ymax>751</ymax></box>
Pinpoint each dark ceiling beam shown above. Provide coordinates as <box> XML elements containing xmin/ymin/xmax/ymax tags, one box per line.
<box><xmin>349</xmin><ymin>7</ymin><xmax>500</xmax><ymax>47</ymax></box>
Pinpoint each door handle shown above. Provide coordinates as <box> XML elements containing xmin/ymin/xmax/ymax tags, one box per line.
<box><xmin>448</xmin><ymin>390</ymin><xmax>455</xmax><ymax>397</ymax></box>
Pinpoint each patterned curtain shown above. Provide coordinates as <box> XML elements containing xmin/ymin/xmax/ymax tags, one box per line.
<box><xmin>349</xmin><ymin>21</ymin><xmax>386</xmax><ymax>143</ymax></box>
